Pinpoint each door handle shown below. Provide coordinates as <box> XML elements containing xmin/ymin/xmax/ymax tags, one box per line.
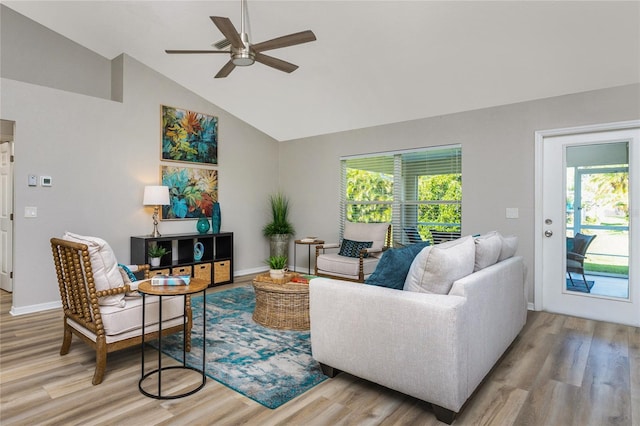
<box><xmin>544</xmin><ymin>230</ymin><xmax>553</xmax><ymax>237</ymax></box>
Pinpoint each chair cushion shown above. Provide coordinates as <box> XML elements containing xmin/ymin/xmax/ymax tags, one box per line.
<box><xmin>344</xmin><ymin>222</ymin><xmax>389</xmax><ymax>251</ymax></box>
<box><xmin>338</xmin><ymin>239</ymin><xmax>373</xmax><ymax>258</ymax></box>
<box><xmin>365</xmin><ymin>242</ymin><xmax>431</xmax><ymax>289</ymax></box>
<box><xmin>99</xmin><ymin>294</ymin><xmax>185</xmax><ymax>336</ymax></box>
<box><xmin>474</xmin><ymin>231</ymin><xmax>502</xmax><ymax>271</ymax></box>
<box><xmin>403</xmin><ymin>235</ymin><xmax>475</xmax><ymax>294</ymax></box>
<box><xmin>317</xmin><ymin>253</ymin><xmax>380</xmax><ymax>278</ymax></box>
<box><xmin>62</xmin><ymin>232</ymin><xmax>125</xmax><ymax>307</ymax></box>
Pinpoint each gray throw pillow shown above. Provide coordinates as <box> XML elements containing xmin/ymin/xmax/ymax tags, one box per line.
<box><xmin>404</xmin><ymin>236</ymin><xmax>475</xmax><ymax>294</ymax></box>
<box><xmin>474</xmin><ymin>231</ymin><xmax>502</xmax><ymax>271</ymax></box>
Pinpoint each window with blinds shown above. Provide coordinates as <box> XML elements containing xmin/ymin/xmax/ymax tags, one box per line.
<box><xmin>341</xmin><ymin>145</ymin><xmax>462</xmax><ymax>245</ymax></box>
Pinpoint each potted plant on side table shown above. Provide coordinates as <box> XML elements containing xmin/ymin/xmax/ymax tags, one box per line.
<box><xmin>263</xmin><ymin>193</ymin><xmax>295</xmax><ymax>258</ymax></box>
<box><xmin>266</xmin><ymin>255</ymin><xmax>288</xmax><ymax>280</ymax></box>
<box><xmin>148</xmin><ymin>245</ymin><xmax>169</xmax><ymax>267</ymax></box>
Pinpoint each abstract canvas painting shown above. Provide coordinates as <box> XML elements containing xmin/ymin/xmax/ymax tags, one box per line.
<box><xmin>161</xmin><ymin>166</ymin><xmax>218</xmax><ymax>220</ymax></box>
<box><xmin>162</xmin><ymin>105</ymin><xmax>218</xmax><ymax>165</ymax></box>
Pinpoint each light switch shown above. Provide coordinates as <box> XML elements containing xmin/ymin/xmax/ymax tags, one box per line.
<box><xmin>28</xmin><ymin>175</ymin><xmax>37</xmax><ymax>186</ymax></box>
<box><xmin>506</xmin><ymin>208</ymin><xmax>519</xmax><ymax>219</ymax></box>
<box><xmin>25</xmin><ymin>206</ymin><xmax>37</xmax><ymax>218</ymax></box>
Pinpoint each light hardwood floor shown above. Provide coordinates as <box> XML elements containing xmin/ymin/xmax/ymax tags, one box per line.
<box><xmin>1</xmin><ymin>276</ymin><xmax>638</xmax><ymax>425</ymax></box>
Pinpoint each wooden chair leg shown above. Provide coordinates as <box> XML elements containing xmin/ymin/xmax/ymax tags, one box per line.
<box><xmin>92</xmin><ymin>338</ymin><xmax>107</xmax><ymax>385</ymax></box>
<box><xmin>60</xmin><ymin>320</ymin><xmax>72</xmax><ymax>356</ymax></box>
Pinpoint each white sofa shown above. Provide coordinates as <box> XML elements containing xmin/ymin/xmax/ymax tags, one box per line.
<box><xmin>309</xmin><ymin>234</ymin><xmax>526</xmax><ymax>424</ymax></box>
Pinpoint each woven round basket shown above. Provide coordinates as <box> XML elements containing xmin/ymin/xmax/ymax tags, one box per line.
<box><xmin>252</xmin><ymin>273</ymin><xmax>310</xmax><ymax>331</ymax></box>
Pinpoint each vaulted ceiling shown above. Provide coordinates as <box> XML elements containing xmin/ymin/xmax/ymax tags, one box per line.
<box><xmin>4</xmin><ymin>1</ymin><xmax>639</xmax><ymax>141</ymax></box>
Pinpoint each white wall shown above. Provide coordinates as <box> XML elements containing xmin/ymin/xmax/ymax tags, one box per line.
<box><xmin>279</xmin><ymin>83</ymin><xmax>640</xmax><ymax>303</ymax></box>
<box><xmin>2</xmin><ymin>55</ymin><xmax>280</xmax><ymax>313</ymax></box>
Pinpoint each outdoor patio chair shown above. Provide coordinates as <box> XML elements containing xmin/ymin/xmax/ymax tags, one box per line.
<box><xmin>566</xmin><ymin>233</ymin><xmax>597</xmax><ymax>293</ymax></box>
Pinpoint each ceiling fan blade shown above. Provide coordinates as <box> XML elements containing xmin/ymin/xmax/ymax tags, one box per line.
<box><xmin>210</xmin><ymin>16</ymin><xmax>244</xmax><ymax>50</ymax></box>
<box><xmin>215</xmin><ymin>60</ymin><xmax>236</xmax><ymax>78</ymax></box>
<box><xmin>165</xmin><ymin>50</ymin><xmax>229</xmax><ymax>54</ymax></box>
<box><xmin>252</xmin><ymin>30</ymin><xmax>316</xmax><ymax>53</ymax></box>
<box><xmin>254</xmin><ymin>53</ymin><xmax>298</xmax><ymax>73</ymax></box>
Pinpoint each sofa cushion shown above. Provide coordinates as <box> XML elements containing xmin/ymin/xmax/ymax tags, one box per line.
<box><xmin>62</xmin><ymin>232</ymin><xmax>125</xmax><ymax>307</ymax></box>
<box><xmin>474</xmin><ymin>231</ymin><xmax>502</xmax><ymax>271</ymax></box>
<box><xmin>365</xmin><ymin>242</ymin><xmax>431</xmax><ymax>290</ymax></box>
<box><xmin>403</xmin><ymin>235</ymin><xmax>475</xmax><ymax>294</ymax></box>
<box><xmin>339</xmin><ymin>239</ymin><xmax>373</xmax><ymax>258</ymax></box>
<box><xmin>498</xmin><ymin>234</ymin><xmax>518</xmax><ymax>261</ymax></box>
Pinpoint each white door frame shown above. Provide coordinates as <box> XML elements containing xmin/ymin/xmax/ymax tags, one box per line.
<box><xmin>0</xmin><ymin>119</ymin><xmax>15</xmax><ymax>293</ymax></box>
<box><xmin>534</xmin><ymin>120</ymin><xmax>640</xmax><ymax>325</ymax></box>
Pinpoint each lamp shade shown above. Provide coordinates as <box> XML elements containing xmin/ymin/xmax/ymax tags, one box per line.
<box><xmin>143</xmin><ymin>185</ymin><xmax>170</xmax><ymax>206</ymax></box>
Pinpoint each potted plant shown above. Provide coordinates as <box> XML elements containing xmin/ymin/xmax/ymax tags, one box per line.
<box><xmin>148</xmin><ymin>244</ymin><xmax>169</xmax><ymax>267</ymax></box>
<box><xmin>266</xmin><ymin>255</ymin><xmax>288</xmax><ymax>280</ymax></box>
<box><xmin>263</xmin><ymin>193</ymin><xmax>295</xmax><ymax>258</ymax></box>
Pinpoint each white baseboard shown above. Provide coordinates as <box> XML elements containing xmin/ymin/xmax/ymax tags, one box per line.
<box><xmin>234</xmin><ymin>266</ymin><xmax>268</xmax><ymax>277</ymax></box>
<box><xmin>11</xmin><ymin>300</ymin><xmax>61</xmax><ymax>316</ymax></box>
<box><xmin>527</xmin><ymin>302</ymin><xmax>535</xmax><ymax>311</ymax></box>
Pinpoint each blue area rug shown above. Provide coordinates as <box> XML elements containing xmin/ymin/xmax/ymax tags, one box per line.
<box><xmin>155</xmin><ymin>285</ymin><xmax>327</xmax><ymax>408</ymax></box>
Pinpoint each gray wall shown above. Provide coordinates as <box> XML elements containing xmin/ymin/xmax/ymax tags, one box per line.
<box><xmin>279</xmin><ymin>83</ymin><xmax>640</xmax><ymax>302</ymax></box>
<box><xmin>1</xmin><ymin>8</ymin><xmax>281</xmax><ymax>312</ymax></box>
<box><xmin>2</xmin><ymin>5</ymin><xmax>639</xmax><ymax>311</ymax></box>
<box><xmin>0</xmin><ymin>5</ymin><xmax>113</xmax><ymax>100</ymax></box>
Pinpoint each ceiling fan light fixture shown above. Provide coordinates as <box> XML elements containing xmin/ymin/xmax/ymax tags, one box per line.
<box><xmin>231</xmin><ymin>32</ymin><xmax>255</xmax><ymax>66</ymax></box>
<box><xmin>231</xmin><ymin>51</ymin><xmax>255</xmax><ymax>66</ymax></box>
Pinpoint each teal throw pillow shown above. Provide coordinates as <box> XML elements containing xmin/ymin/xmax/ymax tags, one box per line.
<box><xmin>118</xmin><ymin>264</ymin><xmax>138</xmax><ymax>282</ymax></box>
<box><xmin>339</xmin><ymin>239</ymin><xmax>373</xmax><ymax>258</ymax></box>
<box><xmin>365</xmin><ymin>241</ymin><xmax>431</xmax><ymax>290</ymax></box>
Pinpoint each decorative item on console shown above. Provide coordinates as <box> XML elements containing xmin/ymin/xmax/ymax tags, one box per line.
<box><xmin>194</xmin><ymin>242</ymin><xmax>205</xmax><ymax>261</ymax></box>
<box><xmin>212</xmin><ymin>202</ymin><xmax>221</xmax><ymax>233</ymax></box>
<box><xmin>196</xmin><ymin>209</ymin><xmax>210</xmax><ymax>234</ymax></box>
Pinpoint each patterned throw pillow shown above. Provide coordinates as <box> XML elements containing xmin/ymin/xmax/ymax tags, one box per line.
<box><xmin>118</xmin><ymin>264</ymin><xmax>138</xmax><ymax>282</ymax></box>
<box><xmin>338</xmin><ymin>239</ymin><xmax>373</xmax><ymax>258</ymax></box>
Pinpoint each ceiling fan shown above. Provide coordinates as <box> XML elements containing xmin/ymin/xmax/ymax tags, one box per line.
<box><xmin>165</xmin><ymin>0</ymin><xmax>316</xmax><ymax>78</ymax></box>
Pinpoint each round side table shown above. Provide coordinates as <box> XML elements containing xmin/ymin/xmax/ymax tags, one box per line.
<box><xmin>138</xmin><ymin>278</ymin><xmax>208</xmax><ymax>399</ymax></box>
<box><xmin>294</xmin><ymin>239</ymin><xmax>324</xmax><ymax>274</ymax></box>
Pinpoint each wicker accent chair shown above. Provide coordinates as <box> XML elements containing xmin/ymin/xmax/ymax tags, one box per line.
<box><xmin>314</xmin><ymin>223</ymin><xmax>391</xmax><ymax>282</ymax></box>
<box><xmin>50</xmin><ymin>236</ymin><xmax>192</xmax><ymax>385</ymax></box>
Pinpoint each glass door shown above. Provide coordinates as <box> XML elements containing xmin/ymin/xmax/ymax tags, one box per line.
<box><xmin>537</xmin><ymin>125</ymin><xmax>639</xmax><ymax>326</ymax></box>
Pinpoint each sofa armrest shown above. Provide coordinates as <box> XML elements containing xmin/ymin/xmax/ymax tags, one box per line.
<box><xmin>448</xmin><ymin>256</ymin><xmax>526</xmax><ymax>393</ymax></box>
<box><xmin>310</xmin><ymin>277</ymin><xmax>469</xmax><ymax>411</ymax></box>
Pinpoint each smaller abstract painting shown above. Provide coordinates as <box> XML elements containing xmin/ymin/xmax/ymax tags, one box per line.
<box><xmin>162</xmin><ymin>105</ymin><xmax>218</xmax><ymax>165</ymax></box>
<box><xmin>161</xmin><ymin>166</ymin><xmax>218</xmax><ymax>220</ymax></box>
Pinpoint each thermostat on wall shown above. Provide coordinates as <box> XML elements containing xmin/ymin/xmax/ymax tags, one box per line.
<box><xmin>41</xmin><ymin>176</ymin><xmax>52</xmax><ymax>187</ymax></box>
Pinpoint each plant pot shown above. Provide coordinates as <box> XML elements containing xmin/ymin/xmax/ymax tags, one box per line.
<box><xmin>269</xmin><ymin>269</ymin><xmax>286</xmax><ymax>280</ymax></box>
<box><xmin>269</xmin><ymin>234</ymin><xmax>290</xmax><ymax>258</ymax></box>
<box><xmin>150</xmin><ymin>257</ymin><xmax>161</xmax><ymax>267</ymax></box>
